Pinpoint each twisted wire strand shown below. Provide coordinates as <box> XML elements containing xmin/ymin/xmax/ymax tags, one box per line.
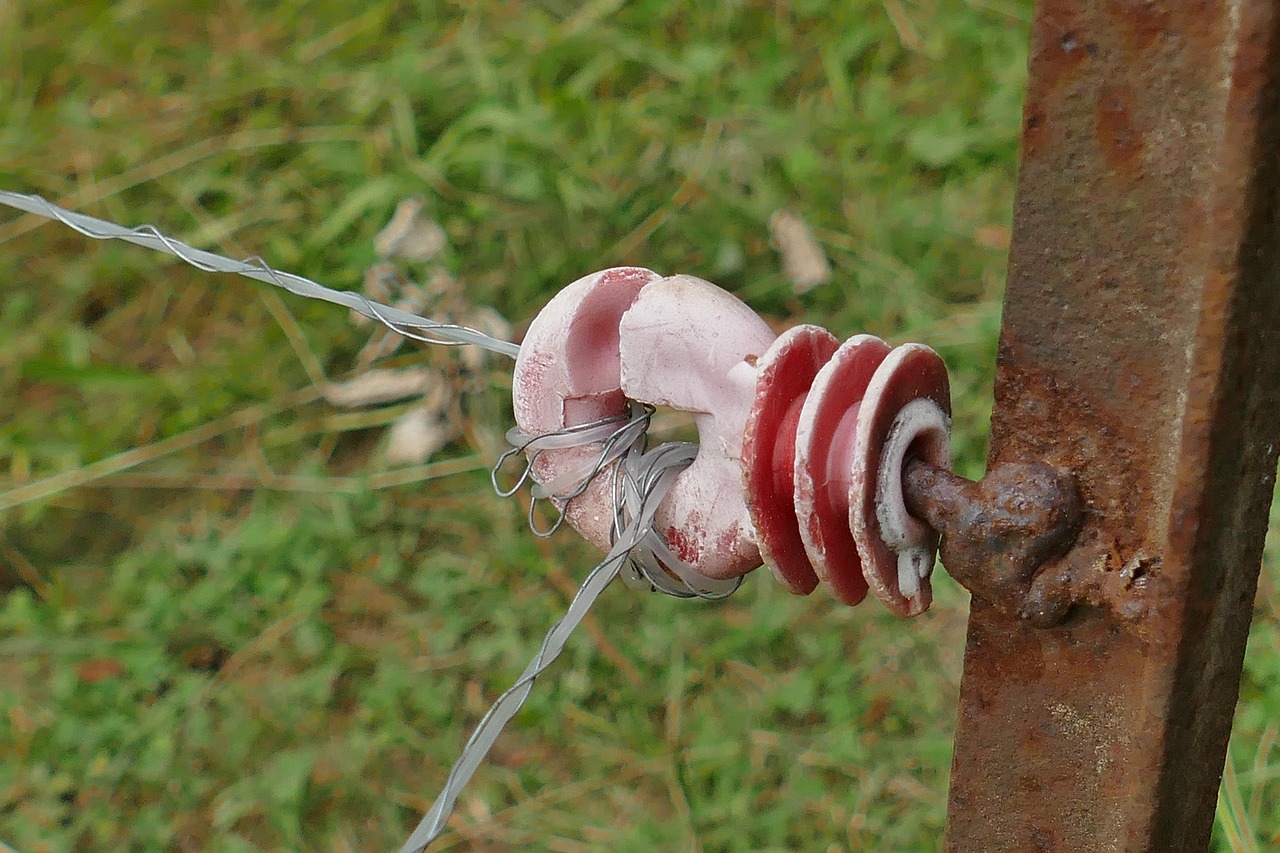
<box><xmin>0</xmin><ymin>188</ymin><xmax>745</xmax><ymax>852</ymax></box>
<box><xmin>400</xmin><ymin>436</ymin><xmax>706</xmax><ymax>853</ymax></box>
<box><xmin>400</xmin><ymin>410</ymin><xmax>742</xmax><ymax>850</ymax></box>
<box><xmin>0</xmin><ymin>190</ymin><xmax>520</xmax><ymax>359</ymax></box>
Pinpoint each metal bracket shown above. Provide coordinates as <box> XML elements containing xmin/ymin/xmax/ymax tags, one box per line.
<box><xmin>903</xmin><ymin>457</ymin><xmax>1165</xmax><ymax>630</ymax></box>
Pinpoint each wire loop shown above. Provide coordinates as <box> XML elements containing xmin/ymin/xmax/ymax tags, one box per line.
<box><xmin>492</xmin><ymin>403</ymin><xmax>742</xmax><ymax>600</ymax></box>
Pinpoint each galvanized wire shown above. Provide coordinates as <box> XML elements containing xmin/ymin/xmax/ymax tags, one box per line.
<box><xmin>492</xmin><ymin>403</ymin><xmax>742</xmax><ymax>600</ymax></box>
<box><xmin>399</xmin><ymin>406</ymin><xmax>741</xmax><ymax>851</ymax></box>
<box><xmin>492</xmin><ymin>405</ymin><xmax>651</xmax><ymax>538</ymax></box>
<box><xmin>0</xmin><ymin>187</ymin><xmax>743</xmax><ymax>852</ymax></box>
<box><xmin>0</xmin><ymin>190</ymin><xmax>520</xmax><ymax>358</ymax></box>
<box><xmin>610</xmin><ymin>439</ymin><xmax>742</xmax><ymax>601</ymax></box>
<box><xmin>402</xmin><ymin>431</ymin><xmax>729</xmax><ymax>852</ymax></box>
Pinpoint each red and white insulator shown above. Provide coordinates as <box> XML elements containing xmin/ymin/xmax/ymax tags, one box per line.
<box><xmin>511</xmin><ymin>267</ymin><xmax>952</xmax><ymax>616</ymax></box>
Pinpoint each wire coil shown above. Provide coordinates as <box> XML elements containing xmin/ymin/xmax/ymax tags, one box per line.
<box><xmin>491</xmin><ymin>403</ymin><xmax>743</xmax><ymax>601</ymax></box>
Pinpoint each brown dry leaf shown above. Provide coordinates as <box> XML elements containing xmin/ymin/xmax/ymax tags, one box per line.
<box><xmin>383</xmin><ymin>407</ymin><xmax>458</xmax><ymax>465</ymax></box>
<box><xmin>352</xmin><ymin>262</ymin><xmax>401</xmax><ymax>328</ymax></box>
<box><xmin>384</xmin><ymin>380</ymin><xmax>461</xmax><ymax>466</ymax></box>
<box><xmin>77</xmin><ymin>658</ymin><xmax>125</xmax><ymax>683</ymax></box>
<box><xmin>322</xmin><ymin>368</ymin><xmax>434</xmax><ymax>408</ymax></box>
<box><xmin>353</xmin><ymin>286</ymin><xmax>432</xmax><ymax>368</ymax></box>
<box><xmin>458</xmin><ymin>305</ymin><xmax>514</xmax><ymax>379</ymax></box>
<box><xmin>422</xmin><ymin>268</ymin><xmax>466</xmax><ymax>306</ymax></box>
<box><xmin>375</xmin><ymin>197</ymin><xmax>447</xmax><ymax>262</ymax></box>
<box><xmin>465</xmin><ymin>796</ymin><xmax>493</xmax><ymax>823</ymax></box>
<box><xmin>362</xmin><ymin>261</ymin><xmax>399</xmax><ymax>304</ymax></box>
<box><xmin>769</xmin><ymin>209</ymin><xmax>832</xmax><ymax>293</ymax></box>
<box><xmin>974</xmin><ymin>223</ymin><xmax>1012</xmax><ymax>251</ymax></box>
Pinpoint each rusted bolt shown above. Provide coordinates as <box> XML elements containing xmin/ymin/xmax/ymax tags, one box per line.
<box><xmin>902</xmin><ymin>458</ymin><xmax>1086</xmax><ymax>626</ymax></box>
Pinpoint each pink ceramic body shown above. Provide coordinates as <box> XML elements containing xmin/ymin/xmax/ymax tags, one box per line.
<box><xmin>513</xmin><ymin>266</ymin><xmax>953</xmax><ymax>613</ymax></box>
<box><xmin>849</xmin><ymin>344</ymin><xmax>951</xmax><ymax>616</ymax></box>
<box><xmin>512</xmin><ymin>267</ymin><xmax>659</xmax><ymax>551</ymax></box>
<box><xmin>792</xmin><ymin>335</ymin><xmax>892</xmax><ymax>606</ymax></box>
<box><xmin>512</xmin><ymin>268</ymin><xmax>775</xmax><ymax>581</ymax></box>
<box><xmin>741</xmin><ymin>325</ymin><xmax>840</xmax><ymax>594</ymax></box>
<box><xmin>619</xmin><ymin>275</ymin><xmax>776</xmax><ymax>578</ymax></box>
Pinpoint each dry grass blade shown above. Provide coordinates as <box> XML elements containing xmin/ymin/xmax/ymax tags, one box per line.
<box><xmin>0</xmin><ymin>126</ymin><xmax>365</xmax><ymax>246</ymax></box>
<box><xmin>1219</xmin><ymin>755</ymin><xmax>1261</xmax><ymax>853</ymax></box>
<box><xmin>0</xmin><ymin>533</ymin><xmax>51</xmax><ymax>599</ymax></box>
<box><xmin>0</xmin><ymin>387</ymin><xmax>320</xmax><ymax>511</ymax></box>
<box><xmin>1248</xmin><ymin>721</ymin><xmax>1278</xmax><ymax>824</ymax></box>
<box><xmin>74</xmin><ymin>455</ymin><xmax>487</xmax><ymax>493</ymax></box>
<box><xmin>323</xmin><ymin>369</ymin><xmax>436</xmax><ymax>408</ymax></box>
<box><xmin>611</xmin><ymin>120</ymin><xmax>723</xmax><ymax>260</ymax></box>
<box><xmin>880</xmin><ymin>0</ymin><xmax>924</xmax><ymax>51</ymax></box>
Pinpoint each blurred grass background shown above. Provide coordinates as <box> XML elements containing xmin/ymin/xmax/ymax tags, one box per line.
<box><xmin>0</xmin><ymin>1</ymin><xmax>1276</xmax><ymax>850</ymax></box>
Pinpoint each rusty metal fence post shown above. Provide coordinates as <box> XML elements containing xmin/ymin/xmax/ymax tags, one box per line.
<box><xmin>940</xmin><ymin>3</ymin><xmax>1280</xmax><ymax>850</ymax></box>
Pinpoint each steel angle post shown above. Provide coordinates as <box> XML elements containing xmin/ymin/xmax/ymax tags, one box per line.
<box><xmin>942</xmin><ymin>3</ymin><xmax>1280</xmax><ymax>851</ymax></box>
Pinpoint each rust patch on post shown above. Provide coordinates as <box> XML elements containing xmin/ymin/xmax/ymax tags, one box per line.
<box><xmin>943</xmin><ymin>2</ymin><xmax>1280</xmax><ymax>851</ymax></box>
<box><xmin>1094</xmin><ymin>83</ymin><xmax>1144</xmax><ymax>175</ymax></box>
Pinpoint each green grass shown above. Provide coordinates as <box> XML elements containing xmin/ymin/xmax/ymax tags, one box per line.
<box><xmin>0</xmin><ymin>1</ymin><xmax>1276</xmax><ymax>850</ymax></box>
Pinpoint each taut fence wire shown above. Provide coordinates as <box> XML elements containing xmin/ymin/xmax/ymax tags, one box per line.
<box><xmin>0</xmin><ymin>190</ymin><xmax>739</xmax><ymax>852</ymax></box>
